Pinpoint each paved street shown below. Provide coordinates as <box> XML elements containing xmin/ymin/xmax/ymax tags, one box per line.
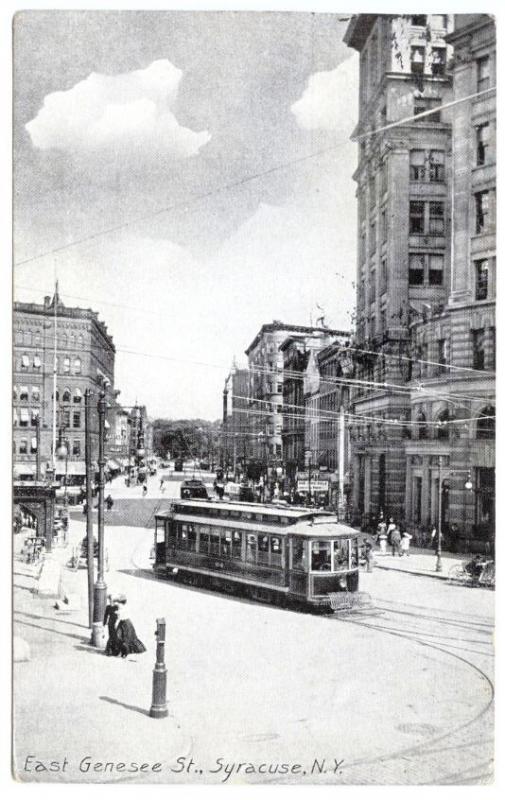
<box><xmin>13</xmin><ymin>503</ymin><xmax>494</xmax><ymax>785</ymax></box>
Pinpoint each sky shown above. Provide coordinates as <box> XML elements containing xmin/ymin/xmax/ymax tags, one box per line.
<box><xmin>13</xmin><ymin>10</ymin><xmax>359</xmax><ymax>420</ymax></box>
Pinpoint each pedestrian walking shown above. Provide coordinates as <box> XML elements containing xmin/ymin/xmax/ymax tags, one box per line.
<box><xmin>363</xmin><ymin>537</ymin><xmax>374</xmax><ymax>572</ymax></box>
<box><xmin>400</xmin><ymin>530</ymin><xmax>413</xmax><ymax>556</ymax></box>
<box><xmin>105</xmin><ymin>494</ymin><xmax>114</xmax><ymax>511</ymax></box>
<box><xmin>104</xmin><ymin>595</ymin><xmax>120</xmax><ymax>656</ymax></box>
<box><xmin>115</xmin><ymin>601</ymin><xmax>146</xmax><ymax>658</ymax></box>
<box><xmin>390</xmin><ymin>526</ymin><xmax>402</xmax><ymax>556</ymax></box>
<box><xmin>159</xmin><ymin>477</ymin><xmax>164</xmax><ymax>491</ymax></box>
<box><xmin>142</xmin><ymin>484</ymin><xmax>148</xmax><ymax>497</ymax></box>
<box><xmin>386</xmin><ymin>517</ymin><xmax>396</xmax><ymax>544</ymax></box>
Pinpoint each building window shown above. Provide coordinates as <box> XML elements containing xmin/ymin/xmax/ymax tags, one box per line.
<box><xmin>30</xmin><ymin>410</ymin><xmax>39</xmax><ymax>427</ymax></box>
<box><xmin>411</xmin><ymin>15</ymin><xmax>427</xmax><ymax>26</ymax></box>
<box><xmin>409</xmin><ymin>254</ymin><xmax>425</xmax><ymax>285</ymax></box>
<box><xmin>34</xmin><ymin>331</ymin><xmax>41</xmax><ymax>346</ymax></box>
<box><xmin>63</xmin><ymin>356</ymin><xmax>70</xmax><ymax>373</ymax></box>
<box><xmin>476</xmin><ymin>406</ymin><xmax>495</xmax><ymax>439</ymax></box>
<box><xmin>73</xmin><ymin>411</ymin><xmax>81</xmax><ymax>428</ymax></box>
<box><xmin>13</xmin><ymin>410</ymin><xmax>18</xmax><ymax>427</ymax></box>
<box><xmin>417</xmin><ymin>412</ymin><xmax>428</xmax><ymax>439</ymax></box>
<box><xmin>19</xmin><ymin>438</ymin><xmax>28</xmax><ymax>455</ymax></box>
<box><xmin>20</xmin><ymin>409</ymin><xmax>30</xmax><ymax>428</ymax></box>
<box><xmin>414</xmin><ymin>97</ymin><xmax>441</xmax><ymax>122</ymax></box>
<box><xmin>381</xmin><ymin>256</ymin><xmax>387</xmax><ymax>287</ymax></box>
<box><xmin>476</xmin><ymin>124</ymin><xmax>490</xmax><ymax>166</ymax></box>
<box><xmin>73</xmin><ymin>388</ymin><xmax>83</xmax><ymax>404</ymax></box>
<box><xmin>369</xmin><ymin>220</ymin><xmax>376</xmax><ymax>254</ymax></box>
<box><xmin>410</xmin><ymin>46</ymin><xmax>425</xmax><ymax>74</ymax></box>
<box><xmin>429</xmin><ymin>202</ymin><xmax>445</xmax><ymax>234</ymax></box>
<box><xmin>21</xmin><ymin>354</ymin><xmax>29</xmax><ymax>369</ymax></box>
<box><xmin>429</xmin><ymin>254</ymin><xmax>444</xmax><ymax>285</ymax></box>
<box><xmin>475</xmin><ymin>259</ymin><xmax>489</xmax><ymax>300</ymax></box>
<box><xmin>437</xmin><ymin>410</ymin><xmax>451</xmax><ymax>439</ymax></box>
<box><xmin>410</xmin><ymin>150</ymin><xmax>426</xmax><ymax>181</ymax></box>
<box><xmin>437</xmin><ymin>338</ymin><xmax>448</xmax><ymax>369</ymax></box>
<box><xmin>33</xmin><ymin>355</ymin><xmax>41</xmax><ymax>369</ymax></box>
<box><xmin>475</xmin><ymin>191</ymin><xmax>490</xmax><ymax>234</ymax></box>
<box><xmin>61</xmin><ymin>409</ymin><xmax>71</xmax><ymax>428</ymax></box>
<box><xmin>477</xmin><ymin>56</ymin><xmax>490</xmax><ymax>93</ymax></box>
<box><xmin>31</xmin><ymin>386</ymin><xmax>40</xmax><ymax>402</ymax></box>
<box><xmin>74</xmin><ymin>357</ymin><xmax>82</xmax><ymax>374</ymax></box>
<box><xmin>15</xmin><ymin>331</ymin><xmax>23</xmax><ymax>344</ymax></box>
<box><xmin>408</xmin><ymin>253</ymin><xmax>444</xmax><ymax>286</ymax></box>
<box><xmin>73</xmin><ymin>440</ymin><xmax>81</xmax><ymax>457</ymax></box>
<box><xmin>472</xmin><ymin>329</ymin><xmax>485</xmax><ymax>370</ymax></box>
<box><xmin>62</xmin><ymin>388</ymin><xmax>71</xmax><ymax>403</ymax></box>
<box><xmin>429</xmin><ymin>150</ymin><xmax>445</xmax><ymax>182</ymax></box>
<box><xmin>409</xmin><ymin>201</ymin><xmax>425</xmax><ymax>233</ymax></box>
<box><xmin>381</xmin><ymin>208</ymin><xmax>387</xmax><ymax>241</ymax></box>
<box><xmin>431</xmin><ymin>47</ymin><xmax>446</xmax><ymax>76</ymax></box>
<box><xmin>19</xmin><ymin>386</ymin><xmax>29</xmax><ymax>401</ymax></box>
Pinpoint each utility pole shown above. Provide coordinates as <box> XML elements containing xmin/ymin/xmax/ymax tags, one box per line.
<box><xmin>91</xmin><ymin>387</ymin><xmax>107</xmax><ymax>647</ymax></box>
<box><xmin>84</xmin><ymin>389</ymin><xmax>94</xmax><ymax>629</ymax></box>
<box><xmin>338</xmin><ymin>405</ymin><xmax>346</xmax><ymax>519</ymax></box>
<box><xmin>436</xmin><ymin>455</ymin><xmax>443</xmax><ymax>573</ymax></box>
<box><xmin>34</xmin><ymin>414</ymin><xmax>41</xmax><ymax>481</ymax></box>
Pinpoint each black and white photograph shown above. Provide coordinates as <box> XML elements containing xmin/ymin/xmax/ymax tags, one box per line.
<box><xmin>10</xmin><ymin>2</ymin><xmax>498</xmax><ymax>787</ymax></box>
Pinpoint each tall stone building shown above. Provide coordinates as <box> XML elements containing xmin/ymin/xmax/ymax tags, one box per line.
<box><xmin>344</xmin><ymin>14</ymin><xmax>455</xmax><ymax>525</ymax></box>
<box><xmin>228</xmin><ymin>367</ymin><xmax>252</xmax><ymax>474</ymax></box>
<box><xmin>406</xmin><ymin>14</ymin><xmax>496</xmax><ymax>552</ymax></box>
<box><xmin>13</xmin><ymin>289</ymin><xmax>116</xmax><ymax>485</ymax></box>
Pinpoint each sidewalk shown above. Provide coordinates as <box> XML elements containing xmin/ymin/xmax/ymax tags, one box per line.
<box><xmin>373</xmin><ymin>547</ymin><xmax>465</xmax><ymax>580</ymax></box>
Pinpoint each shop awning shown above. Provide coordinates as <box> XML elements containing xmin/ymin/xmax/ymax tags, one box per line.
<box><xmin>55</xmin><ymin>461</ymin><xmax>87</xmax><ymax>476</ymax></box>
<box><xmin>107</xmin><ymin>459</ymin><xmax>122</xmax><ymax>471</ymax></box>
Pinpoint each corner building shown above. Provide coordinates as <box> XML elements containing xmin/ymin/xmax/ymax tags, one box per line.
<box><xmin>344</xmin><ymin>14</ymin><xmax>454</xmax><ymax>526</ymax></box>
<box><xmin>405</xmin><ymin>15</ymin><xmax>496</xmax><ymax>552</ymax></box>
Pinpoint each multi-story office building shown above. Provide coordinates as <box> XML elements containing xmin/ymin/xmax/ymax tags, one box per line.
<box><xmin>280</xmin><ymin>330</ymin><xmax>349</xmax><ymax>484</ymax></box>
<box><xmin>344</xmin><ymin>13</ymin><xmax>455</xmax><ymax>525</ymax></box>
<box><xmin>13</xmin><ymin>289</ymin><xmax>116</xmax><ymax>484</ymax></box>
<box><xmin>405</xmin><ymin>14</ymin><xmax>496</xmax><ymax>552</ymax></box>
<box><xmin>227</xmin><ymin>367</ymin><xmax>252</xmax><ymax>474</ymax></box>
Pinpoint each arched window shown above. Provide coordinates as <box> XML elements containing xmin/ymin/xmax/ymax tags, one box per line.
<box><xmin>63</xmin><ymin>357</ymin><xmax>70</xmax><ymax>373</ymax></box>
<box><xmin>62</xmin><ymin>388</ymin><xmax>71</xmax><ymax>403</ymax></box>
<box><xmin>31</xmin><ymin>409</ymin><xmax>39</xmax><ymax>426</ymax></box>
<box><xmin>74</xmin><ymin>357</ymin><xmax>82</xmax><ymax>374</ymax></box>
<box><xmin>53</xmin><ymin>389</ymin><xmax>60</xmax><ymax>402</ymax></box>
<box><xmin>73</xmin><ymin>388</ymin><xmax>82</xmax><ymax>404</ymax></box>
<box><xmin>21</xmin><ymin>354</ymin><xmax>30</xmax><ymax>369</ymax></box>
<box><xmin>19</xmin><ymin>438</ymin><xmax>28</xmax><ymax>455</ymax></box>
<box><xmin>476</xmin><ymin>406</ymin><xmax>495</xmax><ymax>439</ymax></box>
<box><xmin>24</xmin><ymin>330</ymin><xmax>32</xmax><ymax>346</ymax></box>
<box><xmin>15</xmin><ymin>330</ymin><xmax>23</xmax><ymax>344</ymax></box>
<box><xmin>19</xmin><ymin>386</ymin><xmax>29</xmax><ymax>401</ymax></box>
<box><xmin>34</xmin><ymin>331</ymin><xmax>41</xmax><ymax>347</ymax></box>
<box><xmin>31</xmin><ymin>386</ymin><xmax>40</xmax><ymax>402</ymax></box>
<box><xmin>78</xmin><ymin>334</ymin><xmax>84</xmax><ymax>347</ymax></box>
<box><xmin>417</xmin><ymin>411</ymin><xmax>428</xmax><ymax>439</ymax></box>
<box><xmin>436</xmin><ymin>409</ymin><xmax>451</xmax><ymax>439</ymax></box>
<box><xmin>13</xmin><ymin>386</ymin><xmax>17</xmax><ymax>401</ymax></box>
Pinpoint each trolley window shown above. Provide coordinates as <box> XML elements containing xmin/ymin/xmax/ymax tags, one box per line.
<box><xmin>291</xmin><ymin>537</ymin><xmax>307</xmax><ymax>572</ymax></box>
<box><xmin>257</xmin><ymin>535</ymin><xmax>269</xmax><ymax>565</ymax></box>
<box><xmin>232</xmin><ymin>531</ymin><xmax>242</xmax><ymax>559</ymax></box>
<box><xmin>198</xmin><ymin>525</ymin><xmax>210</xmax><ymax>554</ymax></box>
<box><xmin>351</xmin><ymin>538</ymin><xmax>359</xmax><ymax>568</ymax></box>
<box><xmin>332</xmin><ymin>540</ymin><xmax>349</xmax><ymax>571</ymax></box>
<box><xmin>271</xmin><ymin>536</ymin><xmax>282</xmax><ymax>567</ymax></box>
<box><xmin>222</xmin><ymin>531</ymin><xmax>232</xmax><ymax>557</ymax></box>
<box><xmin>209</xmin><ymin>531</ymin><xmax>220</xmax><ymax>555</ymax></box>
<box><xmin>311</xmin><ymin>541</ymin><xmax>332</xmax><ymax>572</ymax></box>
<box><xmin>246</xmin><ymin>533</ymin><xmax>257</xmax><ymax>563</ymax></box>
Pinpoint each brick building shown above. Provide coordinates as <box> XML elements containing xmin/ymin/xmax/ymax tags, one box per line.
<box><xmin>13</xmin><ymin>289</ymin><xmax>116</xmax><ymax>486</ymax></box>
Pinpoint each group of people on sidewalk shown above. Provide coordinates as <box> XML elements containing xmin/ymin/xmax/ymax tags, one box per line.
<box><xmin>376</xmin><ymin>518</ymin><xmax>413</xmax><ymax>557</ymax></box>
<box><xmin>103</xmin><ymin>595</ymin><xmax>146</xmax><ymax>658</ymax></box>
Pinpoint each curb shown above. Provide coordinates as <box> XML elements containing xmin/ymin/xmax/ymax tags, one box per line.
<box><xmin>375</xmin><ymin>563</ymin><xmax>449</xmax><ymax>580</ymax></box>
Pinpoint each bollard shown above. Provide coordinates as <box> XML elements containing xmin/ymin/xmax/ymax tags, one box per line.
<box><xmin>150</xmin><ymin>617</ymin><xmax>168</xmax><ymax>718</ymax></box>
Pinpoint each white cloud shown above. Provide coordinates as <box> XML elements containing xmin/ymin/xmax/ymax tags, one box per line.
<box><xmin>291</xmin><ymin>53</ymin><xmax>359</xmax><ymax>135</ymax></box>
<box><xmin>26</xmin><ymin>59</ymin><xmax>211</xmax><ymax>159</ymax></box>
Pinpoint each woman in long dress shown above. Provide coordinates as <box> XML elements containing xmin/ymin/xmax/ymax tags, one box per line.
<box><xmin>115</xmin><ymin>602</ymin><xmax>146</xmax><ymax>658</ymax></box>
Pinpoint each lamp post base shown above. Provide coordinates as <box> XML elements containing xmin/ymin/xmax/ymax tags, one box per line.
<box><xmin>435</xmin><ymin>553</ymin><xmax>443</xmax><ymax>572</ymax></box>
<box><xmin>91</xmin><ymin>622</ymin><xmax>105</xmax><ymax>648</ymax></box>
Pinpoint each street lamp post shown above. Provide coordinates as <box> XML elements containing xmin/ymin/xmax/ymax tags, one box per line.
<box><xmin>84</xmin><ymin>389</ymin><xmax>94</xmax><ymax>629</ymax></box>
<box><xmin>91</xmin><ymin>388</ymin><xmax>107</xmax><ymax>647</ymax></box>
<box><xmin>436</xmin><ymin>457</ymin><xmax>473</xmax><ymax>572</ymax></box>
<box><xmin>34</xmin><ymin>414</ymin><xmax>41</xmax><ymax>481</ymax></box>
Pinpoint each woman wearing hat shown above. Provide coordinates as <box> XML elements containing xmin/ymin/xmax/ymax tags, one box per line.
<box><xmin>115</xmin><ymin>601</ymin><xmax>146</xmax><ymax>658</ymax></box>
<box><xmin>104</xmin><ymin>594</ymin><xmax>121</xmax><ymax>656</ymax></box>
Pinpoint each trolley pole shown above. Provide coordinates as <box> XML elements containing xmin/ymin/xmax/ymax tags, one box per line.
<box><xmin>91</xmin><ymin>388</ymin><xmax>107</xmax><ymax>647</ymax></box>
<box><xmin>150</xmin><ymin>618</ymin><xmax>168</xmax><ymax>718</ymax></box>
<box><xmin>84</xmin><ymin>389</ymin><xmax>94</xmax><ymax>630</ymax></box>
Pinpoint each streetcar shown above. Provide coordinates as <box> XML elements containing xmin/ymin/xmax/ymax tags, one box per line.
<box><xmin>153</xmin><ymin>499</ymin><xmax>371</xmax><ymax>612</ymax></box>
